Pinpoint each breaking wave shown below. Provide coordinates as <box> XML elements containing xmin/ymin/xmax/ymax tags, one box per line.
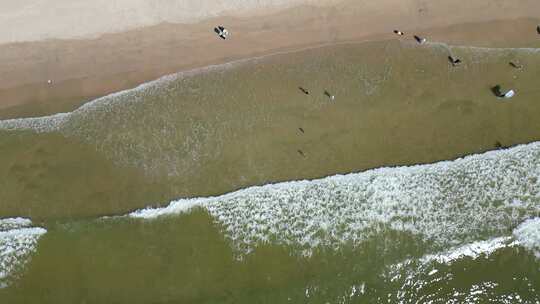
<box><xmin>131</xmin><ymin>141</ymin><xmax>540</xmax><ymax>255</ymax></box>
<box><xmin>382</xmin><ymin>216</ymin><xmax>540</xmax><ymax>304</ymax></box>
<box><xmin>0</xmin><ymin>218</ymin><xmax>46</xmax><ymax>289</ymax></box>
<box><xmin>513</xmin><ymin>217</ymin><xmax>540</xmax><ymax>258</ymax></box>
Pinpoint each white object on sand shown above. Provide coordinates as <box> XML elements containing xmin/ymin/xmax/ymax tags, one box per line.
<box><xmin>503</xmin><ymin>89</ymin><xmax>515</xmax><ymax>99</ymax></box>
<box><xmin>47</xmin><ymin>79</ymin><xmax>52</xmax><ymax>84</ymax></box>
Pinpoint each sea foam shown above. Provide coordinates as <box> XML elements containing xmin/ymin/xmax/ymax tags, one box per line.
<box><xmin>1</xmin><ymin>42</ymin><xmax>538</xmax><ymax>135</ymax></box>
<box><xmin>0</xmin><ymin>218</ymin><xmax>46</xmax><ymax>288</ymax></box>
<box><xmin>0</xmin><ymin>217</ymin><xmax>32</xmax><ymax>231</ymax></box>
<box><xmin>131</xmin><ymin>141</ymin><xmax>540</xmax><ymax>255</ymax></box>
<box><xmin>513</xmin><ymin>217</ymin><xmax>540</xmax><ymax>258</ymax></box>
<box><xmin>384</xmin><ymin>230</ymin><xmax>536</xmax><ymax>304</ymax></box>
<box><xmin>0</xmin><ymin>60</ymin><xmax>241</xmax><ymax>134</ymax></box>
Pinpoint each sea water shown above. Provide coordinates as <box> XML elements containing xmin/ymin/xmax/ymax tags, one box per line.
<box><xmin>0</xmin><ymin>40</ymin><xmax>539</xmax><ymax>303</ymax></box>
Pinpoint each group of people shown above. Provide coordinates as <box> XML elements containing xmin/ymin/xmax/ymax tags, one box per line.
<box><xmin>211</xmin><ymin>24</ymin><xmax>539</xmax><ymax>158</ymax></box>
<box><xmin>393</xmin><ymin>28</ymin><xmax>524</xmax><ymax>99</ymax></box>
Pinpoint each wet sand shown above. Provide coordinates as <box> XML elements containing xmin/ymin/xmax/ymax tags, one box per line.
<box><xmin>1</xmin><ymin>0</ymin><xmax>540</xmax><ymax>118</ymax></box>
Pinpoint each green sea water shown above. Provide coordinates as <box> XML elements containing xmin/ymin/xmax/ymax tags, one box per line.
<box><xmin>1</xmin><ymin>39</ymin><xmax>540</xmax><ymax>303</ymax></box>
<box><xmin>1</xmin><ymin>210</ymin><xmax>539</xmax><ymax>303</ymax></box>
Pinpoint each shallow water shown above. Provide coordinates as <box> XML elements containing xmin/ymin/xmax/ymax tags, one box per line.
<box><xmin>0</xmin><ymin>40</ymin><xmax>540</xmax><ymax>302</ymax></box>
<box><xmin>2</xmin><ymin>39</ymin><xmax>540</xmax><ymax>219</ymax></box>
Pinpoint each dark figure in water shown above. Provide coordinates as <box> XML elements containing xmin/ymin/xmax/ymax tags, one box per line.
<box><xmin>297</xmin><ymin>150</ymin><xmax>305</xmax><ymax>157</ymax></box>
<box><xmin>509</xmin><ymin>61</ymin><xmax>523</xmax><ymax>69</ymax></box>
<box><xmin>298</xmin><ymin>127</ymin><xmax>305</xmax><ymax>134</ymax></box>
<box><xmin>448</xmin><ymin>56</ymin><xmax>462</xmax><ymax>66</ymax></box>
<box><xmin>414</xmin><ymin>35</ymin><xmax>426</xmax><ymax>44</ymax></box>
<box><xmin>491</xmin><ymin>85</ymin><xmax>503</xmax><ymax>97</ymax></box>
<box><xmin>299</xmin><ymin>87</ymin><xmax>310</xmax><ymax>95</ymax></box>
<box><xmin>324</xmin><ymin>90</ymin><xmax>335</xmax><ymax>101</ymax></box>
<box><xmin>537</xmin><ymin>25</ymin><xmax>540</xmax><ymax>34</ymax></box>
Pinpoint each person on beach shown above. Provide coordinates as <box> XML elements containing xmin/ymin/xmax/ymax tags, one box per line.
<box><xmin>537</xmin><ymin>25</ymin><xmax>540</xmax><ymax>34</ymax></box>
<box><xmin>414</xmin><ymin>35</ymin><xmax>427</xmax><ymax>44</ymax></box>
<box><xmin>491</xmin><ymin>85</ymin><xmax>503</xmax><ymax>97</ymax></box>
<box><xmin>324</xmin><ymin>90</ymin><xmax>335</xmax><ymax>101</ymax></box>
<box><xmin>394</xmin><ymin>30</ymin><xmax>404</xmax><ymax>36</ymax></box>
<box><xmin>299</xmin><ymin>87</ymin><xmax>310</xmax><ymax>95</ymax></box>
<box><xmin>214</xmin><ymin>26</ymin><xmax>229</xmax><ymax>39</ymax></box>
<box><xmin>491</xmin><ymin>85</ymin><xmax>515</xmax><ymax>98</ymax></box>
<box><xmin>448</xmin><ymin>56</ymin><xmax>462</xmax><ymax>66</ymax></box>
<box><xmin>509</xmin><ymin>61</ymin><xmax>523</xmax><ymax>69</ymax></box>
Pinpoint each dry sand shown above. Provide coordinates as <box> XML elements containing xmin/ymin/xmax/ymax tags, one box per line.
<box><xmin>1</xmin><ymin>0</ymin><xmax>540</xmax><ymax>117</ymax></box>
<box><xmin>0</xmin><ymin>0</ymin><xmax>340</xmax><ymax>43</ymax></box>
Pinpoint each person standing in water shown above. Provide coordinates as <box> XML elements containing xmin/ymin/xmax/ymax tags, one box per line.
<box><xmin>324</xmin><ymin>90</ymin><xmax>335</xmax><ymax>101</ymax></box>
<box><xmin>299</xmin><ymin>87</ymin><xmax>310</xmax><ymax>95</ymax></box>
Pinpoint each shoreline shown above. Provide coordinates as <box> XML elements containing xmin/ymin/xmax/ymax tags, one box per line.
<box><xmin>1</xmin><ymin>0</ymin><xmax>540</xmax><ymax>118</ymax></box>
<box><xmin>2</xmin><ymin>34</ymin><xmax>540</xmax><ymax>127</ymax></box>
<box><xmin>2</xmin><ymin>35</ymin><xmax>540</xmax><ymax>219</ymax></box>
<box><xmin>1</xmin><ymin>1</ymin><xmax>540</xmax><ymax>220</ymax></box>
<box><xmin>129</xmin><ymin>139</ymin><xmax>540</xmax><ymax>219</ymax></box>
<box><xmin>3</xmin><ymin>33</ymin><xmax>540</xmax><ymax>134</ymax></box>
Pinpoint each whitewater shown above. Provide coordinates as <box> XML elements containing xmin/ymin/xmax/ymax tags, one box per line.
<box><xmin>0</xmin><ymin>218</ymin><xmax>46</xmax><ymax>289</ymax></box>
<box><xmin>130</xmin><ymin>140</ymin><xmax>540</xmax><ymax>256</ymax></box>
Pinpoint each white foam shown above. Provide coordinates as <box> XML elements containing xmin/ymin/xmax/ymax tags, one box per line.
<box><xmin>384</xmin><ymin>215</ymin><xmax>540</xmax><ymax>303</ymax></box>
<box><xmin>432</xmin><ymin>42</ymin><xmax>540</xmax><ymax>55</ymax></box>
<box><xmin>0</xmin><ymin>218</ymin><xmax>46</xmax><ymax>288</ymax></box>
<box><xmin>0</xmin><ymin>113</ymin><xmax>68</xmax><ymax>133</ymax></box>
<box><xmin>2</xmin><ymin>42</ymin><xmax>539</xmax><ymax>135</ymax></box>
<box><xmin>419</xmin><ymin>237</ymin><xmax>516</xmax><ymax>265</ymax></box>
<box><xmin>0</xmin><ymin>217</ymin><xmax>32</xmax><ymax>231</ymax></box>
<box><xmin>513</xmin><ymin>217</ymin><xmax>540</xmax><ymax>258</ymax></box>
<box><xmin>387</xmin><ymin>237</ymin><xmax>515</xmax><ymax>284</ymax></box>
<box><xmin>384</xmin><ymin>236</ymin><xmax>526</xmax><ymax>303</ymax></box>
<box><xmin>132</xmin><ymin>141</ymin><xmax>540</xmax><ymax>255</ymax></box>
<box><xmin>0</xmin><ymin>61</ymin><xmax>241</xmax><ymax>133</ymax></box>
<box><xmin>130</xmin><ymin>198</ymin><xmax>203</xmax><ymax>218</ymax></box>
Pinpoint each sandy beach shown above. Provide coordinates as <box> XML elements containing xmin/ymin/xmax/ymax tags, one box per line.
<box><xmin>1</xmin><ymin>2</ymin><xmax>540</xmax><ymax>302</ymax></box>
<box><xmin>1</xmin><ymin>0</ymin><xmax>540</xmax><ymax>118</ymax></box>
<box><xmin>0</xmin><ymin>0</ymin><xmax>540</xmax><ymax>220</ymax></box>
